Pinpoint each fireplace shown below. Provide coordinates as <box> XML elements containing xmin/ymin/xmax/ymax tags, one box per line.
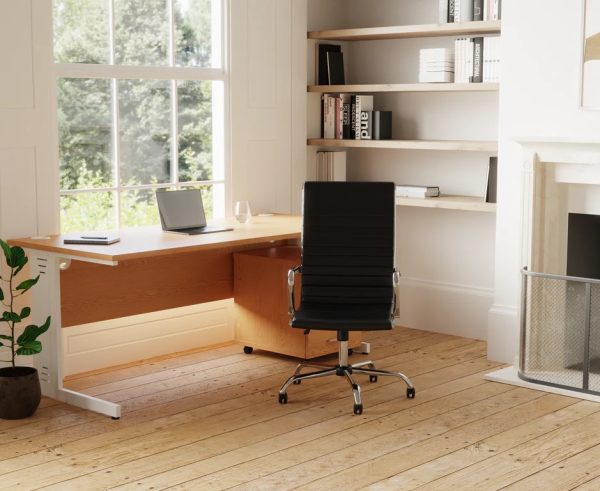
<box><xmin>518</xmin><ymin>140</ymin><xmax>600</xmax><ymax>396</ymax></box>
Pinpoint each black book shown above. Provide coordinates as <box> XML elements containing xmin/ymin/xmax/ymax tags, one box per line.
<box><xmin>341</xmin><ymin>94</ymin><xmax>352</xmax><ymax>139</ymax></box>
<box><xmin>326</xmin><ymin>51</ymin><xmax>345</xmax><ymax>85</ymax></box>
<box><xmin>317</xmin><ymin>44</ymin><xmax>341</xmax><ymax>85</ymax></box>
<box><xmin>372</xmin><ymin>111</ymin><xmax>392</xmax><ymax>140</ymax></box>
<box><xmin>472</xmin><ymin>37</ymin><xmax>483</xmax><ymax>83</ymax></box>
<box><xmin>485</xmin><ymin>156</ymin><xmax>498</xmax><ymax>203</ymax></box>
<box><xmin>473</xmin><ymin>0</ymin><xmax>483</xmax><ymax>20</ymax></box>
<box><xmin>349</xmin><ymin>95</ymin><xmax>357</xmax><ymax>139</ymax></box>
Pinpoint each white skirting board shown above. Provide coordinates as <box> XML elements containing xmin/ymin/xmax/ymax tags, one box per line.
<box><xmin>398</xmin><ymin>277</ymin><xmax>494</xmax><ymax>340</ymax></box>
<box><xmin>62</xmin><ymin>299</ymin><xmax>235</xmax><ymax>376</ymax></box>
<box><xmin>485</xmin><ymin>366</ymin><xmax>600</xmax><ymax>403</ymax></box>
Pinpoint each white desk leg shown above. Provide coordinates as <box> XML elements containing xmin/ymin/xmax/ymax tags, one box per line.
<box><xmin>30</xmin><ymin>252</ymin><xmax>121</xmax><ymax>419</ymax></box>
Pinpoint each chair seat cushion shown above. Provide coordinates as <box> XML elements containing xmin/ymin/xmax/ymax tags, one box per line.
<box><xmin>291</xmin><ymin>302</ymin><xmax>393</xmax><ymax>331</ymax></box>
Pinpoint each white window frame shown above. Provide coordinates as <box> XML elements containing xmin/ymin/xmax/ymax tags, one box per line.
<box><xmin>54</xmin><ymin>0</ymin><xmax>230</xmax><ymax>229</ymax></box>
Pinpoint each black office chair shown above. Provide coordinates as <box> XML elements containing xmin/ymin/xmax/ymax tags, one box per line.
<box><xmin>279</xmin><ymin>181</ymin><xmax>415</xmax><ymax>415</ymax></box>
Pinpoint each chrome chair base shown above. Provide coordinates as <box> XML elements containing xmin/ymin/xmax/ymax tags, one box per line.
<box><xmin>278</xmin><ymin>340</ymin><xmax>415</xmax><ymax>415</ymax></box>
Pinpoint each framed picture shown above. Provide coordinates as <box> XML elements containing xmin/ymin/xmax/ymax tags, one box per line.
<box><xmin>582</xmin><ymin>0</ymin><xmax>600</xmax><ymax>108</ymax></box>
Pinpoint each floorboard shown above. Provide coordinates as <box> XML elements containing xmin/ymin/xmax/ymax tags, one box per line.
<box><xmin>0</xmin><ymin>326</ymin><xmax>598</xmax><ymax>491</ymax></box>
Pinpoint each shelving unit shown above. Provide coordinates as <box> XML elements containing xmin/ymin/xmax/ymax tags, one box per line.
<box><xmin>308</xmin><ymin>18</ymin><xmax>500</xmax><ymax>211</ymax></box>
<box><xmin>395</xmin><ymin>195</ymin><xmax>496</xmax><ymax>213</ymax></box>
<box><xmin>308</xmin><ymin>138</ymin><xmax>497</xmax><ymax>152</ymax></box>
<box><xmin>306</xmin><ymin>1</ymin><xmax>500</xmax><ymax>340</ymax></box>
<box><xmin>308</xmin><ymin>83</ymin><xmax>499</xmax><ymax>93</ymax></box>
<box><xmin>308</xmin><ymin>20</ymin><xmax>501</xmax><ymax>41</ymax></box>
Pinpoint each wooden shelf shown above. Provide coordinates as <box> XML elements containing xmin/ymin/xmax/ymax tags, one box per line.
<box><xmin>308</xmin><ymin>20</ymin><xmax>501</xmax><ymax>41</ymax></box>
<box><xmin>396</xmin><ymin>195</ymin><xmax>496</xmax><ymax>213</ymax></box>
<box><xmin>308</xmin><ymin>83</ymin><xmax>499</xmax><ymax>93</ymax></box>
<box><xmin>308</xmin><ymin>138</ymin><xmax>497</xmax><ymax>152</ymax></box>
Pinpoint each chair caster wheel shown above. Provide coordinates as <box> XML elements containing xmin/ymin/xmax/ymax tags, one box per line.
<box><xmin>407</xmin><ymin>387</ymin><xmax>416</xmax><ymax>399</ymax></box>
<box><xmin>243</xmin><ymin>346</ymin><xmax>253</xmax><ymax>354</ymax></box>
<box><xmin>278</xmin><ymin>393</ymin><xmax>288</xmax><ymax>404</ymax></box>
<box><xmin>293</xmin><ymin>379</ymin><xmax>301</xmax><ymax>385</ymax></box>
<box><xmin>353</xmin><ymin>403</ymin><xmax>363</xmax><ymax>415</ymax></box>
<box><xmin>369</xmin><ymin>375</ymin><xmax>378</xmax><ymax>383</ymax></box>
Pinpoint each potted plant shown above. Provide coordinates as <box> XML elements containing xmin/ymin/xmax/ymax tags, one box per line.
<box><xmin>0</xmin><ymin>239</ymin><xmax>51</xmax><ymax>419</ymax></box>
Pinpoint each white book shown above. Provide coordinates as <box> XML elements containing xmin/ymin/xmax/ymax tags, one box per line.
<box><xmin>438</xmin><ymin>0</ymin><xmax>448</xmax><ymax>23</ymax></box>
<box><xmin>396</xmin><ymin>185</ymin><xmax>440</xmax><ymax>198</ymax></box>
<box><xmin>354</xmin><ymin>95</ymin><xmax>374</xmax><ymax>140</ymax></box>
<box><xmin>459</xmin><ymin>0</ymin><xmax>473</xmax><ymax>22</ymax></box>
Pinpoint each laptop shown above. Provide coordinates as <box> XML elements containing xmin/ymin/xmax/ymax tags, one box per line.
<box><xmin>156</xmin><ymin>189</ymin><xmax>233</xmax><ymax>235</ymax></box>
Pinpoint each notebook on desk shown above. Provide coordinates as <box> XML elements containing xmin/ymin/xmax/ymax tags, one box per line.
<box><xmin>156</xmin><ymin>188</ymin><xmax>233</xmax><ymax>235</ymax></box>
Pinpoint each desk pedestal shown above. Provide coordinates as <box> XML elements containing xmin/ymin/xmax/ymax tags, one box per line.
<box><xmin>234</xmin><ymin>247</ymin><xmax>361</xmax><ymax>358</ymax></box>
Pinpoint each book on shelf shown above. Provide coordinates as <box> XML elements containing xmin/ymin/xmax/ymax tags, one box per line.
<box><xmin>395</xmin><ymin>185</ymin><xmax>440</xmax><ymax>198</ymax></box>
<box><xmin>359</xmin><ymin>111</ymin><xmax>372</xmax><ymax>140</ymax></box>
<box><xmin>326</xmin><ymin>51</ymin><xmax>345</xmax><ymax>85</ymax></box>
<box><xmin>316</xmin><ymin>43</ymin><xmax>342</xmax><ymax>85</ymax></box>
<box><xmin>372</xmin><ymin>111</ymin><xmax>392</xmax><ymax>140</ymax></box>
<box><xmin>485</xmin><ymin>156</ymin><xmax>498</xmax><ymax>203</ymax></box>
<box><xmin>353</xmin><ymin>95</ymin><xmax>374</xmax><ymax>139</ymax></box>
<box><xmin>317</xmin><ymin>151</ymin><xmax>346</xmax><ymax>182</ymax></box>
<box><xmin>419</xmin><ymin>48</ymin><xmax>455</xmax><ymax>83</ymax></box>
<box><xmin>473</xmin><ymin>0</ymin><xmax>483</xmax><ymax>20</ymax></box>
<box><xmin>454</xmin><ymin>36</ymin><xmax>500</xmax><ymax>83</ymax></box>
<box><xmin>472</xmin><ymin>37</ymin><xmax>483</xmax><ymax>83</ymax></box>
<box><xmin>438</xmin><ymin>0</ymin><xmax>448</xmax><ymax>23</ymax></box>
<box><xmin>440</xmin><ymin>0</ymin><xmax>500</xmax><ymax>23</ymax></box>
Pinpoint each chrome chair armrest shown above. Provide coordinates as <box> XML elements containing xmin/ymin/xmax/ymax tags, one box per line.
<box><xmin>287</xmin><ymin>265</ymin><xmax>302</xmax><ymax>316</ymax></box>
<box><xmin>392</xmin><ymin>269</ymin><xmax>401</xmax><ymax>318</ymax></box>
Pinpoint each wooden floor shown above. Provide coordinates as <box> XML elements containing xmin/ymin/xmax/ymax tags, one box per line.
<box><xmin>1</xmin><ymin>327</ymin><xmax>600</xmax><ymax>490</ymax></box>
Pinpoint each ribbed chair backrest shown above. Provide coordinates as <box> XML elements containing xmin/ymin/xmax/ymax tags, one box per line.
<box><xmin>300</xmin><ymin>182</ymin><xmax>396</xmax><ymax>306</ymax></box>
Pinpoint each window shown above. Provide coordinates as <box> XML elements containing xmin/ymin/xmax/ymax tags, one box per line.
<box><xmin>53</xmin><ymin>0</ymin><xmax>226</xmax><ymax>232</ymax></box>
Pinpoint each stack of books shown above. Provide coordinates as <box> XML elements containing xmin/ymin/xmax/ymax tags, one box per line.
<box><xmin>454</xmin><ymin>36</ymin><xmax>500</xmax><ymax>83</ymax></box>
<box><xmin>439</xmin><ymin>0</ymin><xmax>502</xmax><ymax>23</ymax></box>
<box><xmin>317</xmin><ymin>151</ymin><xmax>347</xmax><ymax>182</ymax></box>
<box><xmin>395</xmin><ymin>185</ymin><xmax>440</xmax><ymax>198</ymax></box>
<box><xmin>419</xmin><ymin>48</ymin><xmax>454</xmax><ymax>83</ymax></box>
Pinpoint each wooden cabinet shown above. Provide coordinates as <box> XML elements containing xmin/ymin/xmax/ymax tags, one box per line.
<box><xmin>234</xmin><ymin>246</ymin><xmax>361</xmax><ymax>359</ymax></box>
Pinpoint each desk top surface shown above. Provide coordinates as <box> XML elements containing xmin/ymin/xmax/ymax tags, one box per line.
<box><xmin>11</xmin><ymin>215</ymin><xmax>302</xmax><ymax>262</ymax></box>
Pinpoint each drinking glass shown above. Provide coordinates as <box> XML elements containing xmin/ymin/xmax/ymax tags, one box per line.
<box><xmin>234</xmin><ymin>200</ymin><xmax>252</xmax><ymax>223</ymax></box>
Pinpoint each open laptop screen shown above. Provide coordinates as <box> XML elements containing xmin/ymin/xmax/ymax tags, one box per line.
<box><xmin>156</xmin><ymin>189</ymin><xmax>207</xmax><ymax>231</ymax></box>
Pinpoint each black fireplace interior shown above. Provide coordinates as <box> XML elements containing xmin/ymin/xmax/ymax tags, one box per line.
<box><xmin>567</xmin><ymin>212</ymin><xmax>600</xmax><ymax>280</ymax></box>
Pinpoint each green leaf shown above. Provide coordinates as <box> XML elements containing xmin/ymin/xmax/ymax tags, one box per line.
<box><xmin>13</xmin><ymin>256</ymin><xmax>28</xmax><ymax>276</ymax></box>
<box><xmin>16</xmin><ymin>316</ymin><xmax>51</xmax><ymax>346</ymax></box>
<box><xmin>8</xmin><ymin>246</ymin><xmax>26</xmax><ymax>269</ymax></box>
<box><xmin>2</xmin><ymin>311</ymin><xmax>21</xmax><ymax>323</ymax></box>
<box><xmin>16</xmin><ymin>275</ymin><xmax>39</xmax><ymax>293</ymax></box>
<box><xmin>0</xmin><ymin>334</ymin><xmax>12</xmax><ymax>341</ymax></box>
<box><xmin>0</xmin><ymin>239</ymin><xmax>11</xmax><ymax>265</ymax></box>
<box><xmin>16</xmin><ymin>340</ymin><xmax>42</xmax><ymax>356</ymax></box>
<box><xmin>19</xmin><ymin>307</ymin><xmax>31</xmax><ymax>320</ymax></box>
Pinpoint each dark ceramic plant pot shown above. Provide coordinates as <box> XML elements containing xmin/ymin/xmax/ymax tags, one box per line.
<box><xmin>0</xmin><ymin>366</ymin><xmax>41</xmax><ymax>419</ymax></box>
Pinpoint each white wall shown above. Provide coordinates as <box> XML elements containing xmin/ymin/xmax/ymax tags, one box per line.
<box><xmin>489</xmin><ymin>0</ymin><xmax>600</xmax><ymax>362</ymax></box>
<box><xmin>0</xmin><ymin>0</ymin><xmax>58</xmax><ymax>239</ymax></box>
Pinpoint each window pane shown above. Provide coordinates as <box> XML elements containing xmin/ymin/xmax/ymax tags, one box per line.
<box><xmin>58</xmin><ymin>78</ymin><xmax>113</xmax><ymax>190</ymax></box>
<box><xmin>120</xmin><ymin>189</ymin><xmax>159</xmax><ymax>227</ymax></box>
<box><xmin>53</xmin><ymin>0</ymin><xmax>109</xmax><ymax>64</ymax></box>
<box><xmin>60</xmin><ymin>192</ymin><xmax>116</xmax><ymax>232</ymax></box>
<box><xmin>174</xmin><ymin>0</ymin><xmax>218</xmax><ymax>67</ymax></box>
<box><xmin>119</xmin><ymin>80</ymin><xmax>171</xmax><ymax>185</ymax></box>
<box><xmin>178</xmin><ymin>80</ymin><xmax>213</xmax><ymax>182</ymax></box>
<box><xmin>114</xmin><ymin>0</ymin><xmax>169</xmax><ymax>65</ymax></box>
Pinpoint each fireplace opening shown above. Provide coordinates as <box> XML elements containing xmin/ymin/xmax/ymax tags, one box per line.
<box><xmin>567</xmin><ymin>213</ymin><xmax>600</xmax><ymax>281</ymax></box>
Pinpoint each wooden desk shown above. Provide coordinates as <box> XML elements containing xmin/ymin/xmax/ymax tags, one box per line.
<box><xmin>11</xmin><ymin>215</ymin><xmax>301</xmax><ymax>418</ymax></box>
